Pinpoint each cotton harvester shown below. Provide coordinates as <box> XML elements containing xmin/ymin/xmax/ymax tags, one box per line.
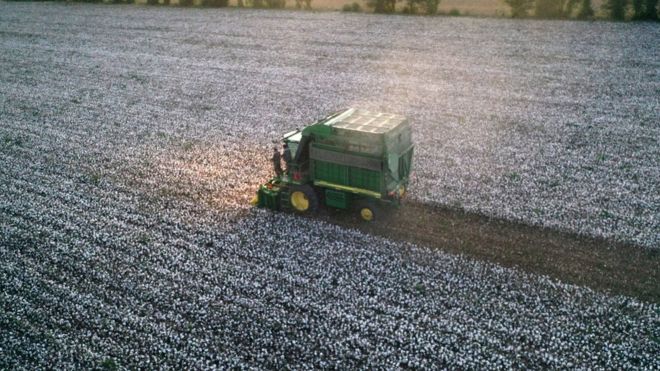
<box><xmin>251</xmin><ymin>108</ymin><xmax>413</xmax><ymax>221</ymax></box>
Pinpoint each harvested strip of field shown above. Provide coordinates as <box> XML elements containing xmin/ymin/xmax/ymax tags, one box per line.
<box><xmin>330</xmin><ymin>201</ymin><xmax>660</xmax><ymax>303</ymax></box>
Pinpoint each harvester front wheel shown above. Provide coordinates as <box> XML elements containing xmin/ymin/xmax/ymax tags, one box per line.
<box><xmin>289</xmin><ymin>185</ymin><xmax>318</xmax><ymax>213</ymax></box>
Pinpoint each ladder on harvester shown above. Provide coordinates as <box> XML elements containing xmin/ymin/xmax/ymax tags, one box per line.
<box><xmin>279</xmin><ymin>187</ymin><xmax>292</xmax><ymax>212</ymax></box>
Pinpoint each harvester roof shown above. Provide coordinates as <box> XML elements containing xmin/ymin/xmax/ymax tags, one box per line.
<box><xmin>303</xmin><ymin>108</ymin><xmax>412</xmax><ymax>157</ymax></box>
<box><xmin>320</xmin><ymin>108</ymin><xmax>406</xmax><ymax>134</ymax></box>
<box><xmin>333</xmin><ymin>108</ymin><xmax>405</xmax><ymax>133</ymax></box>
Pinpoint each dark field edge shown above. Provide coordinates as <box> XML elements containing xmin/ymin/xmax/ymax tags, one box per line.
<box><xmin>314</xmin><ymin>200</ymin><xmax>659</xmax><ymax>304</ymax></box>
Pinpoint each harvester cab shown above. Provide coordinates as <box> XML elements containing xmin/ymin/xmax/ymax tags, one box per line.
<box><xmin>252</xmin><ymin>108</ymin><xmax>413</xmax><ymax>221</ymax></box>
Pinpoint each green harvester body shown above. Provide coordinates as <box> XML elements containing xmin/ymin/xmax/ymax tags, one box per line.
<box><xmin>254</xmin><ymin>108</ymin><xmax>413</xmax><ymax>220</ymax></box>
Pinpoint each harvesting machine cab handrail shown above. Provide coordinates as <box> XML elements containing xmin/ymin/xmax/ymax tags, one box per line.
<box><xmin>251</xmin><ymin>108</ymin><xmax>414</xmax><ymax>221</ymax></box>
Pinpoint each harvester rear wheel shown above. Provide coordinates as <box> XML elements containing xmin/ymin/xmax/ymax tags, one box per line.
<box><xmin>289</xmin><ymin>185</ymin><xmax>318</xmax><ymax>213</ymax></box>
<box><xmin>356</xmin><ymin>200</ymin><xmax>379</xmax><ymax>222</ymax></box>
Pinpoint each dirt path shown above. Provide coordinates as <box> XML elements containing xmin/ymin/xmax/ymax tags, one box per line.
<box><xmin>323</xmin><ymin>201</ymin><xmax>659</xmax><ymax>304</ymax></box>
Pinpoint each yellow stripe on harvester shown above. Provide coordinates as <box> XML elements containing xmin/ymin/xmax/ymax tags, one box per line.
<box><xmin>313</xmin><ymin>180</ymin><xmax>382</xmax><ymax>199</ymax></box>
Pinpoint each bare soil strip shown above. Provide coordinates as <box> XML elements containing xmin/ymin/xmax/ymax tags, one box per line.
<box><xmin>324</xmin><ymin>201</ymin><xmax>659</xmax><ymax>304</ymax></box>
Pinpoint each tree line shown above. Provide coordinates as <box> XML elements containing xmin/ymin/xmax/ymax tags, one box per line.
<box><xmin>143</xmin><ymin>0</ymin><xmax>290</xmax><ymax>7</ymax></box>
<box><xmin>505</xmin><ymin>0</ymin><xmax>658</xmax><ymax>20</ymax></box>
<box><xmin>5</xmin><ymin>0</ymin><xmax>658</xmax><ymax>20</ymax></box>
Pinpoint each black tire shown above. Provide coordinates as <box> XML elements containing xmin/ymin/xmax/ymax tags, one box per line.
<box><xmin>355</xmin><ymin>199</ymin><xmax>379</xmax><ymax>222</ymax></box>
<box><xmin>289</xmin><ymin>185</ymin><xmax>319</xmax><ymax>213</ymax></box>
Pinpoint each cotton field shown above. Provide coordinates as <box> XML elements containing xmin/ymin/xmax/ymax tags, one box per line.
<box><xmin>0</xmin><ymin>2</ymin><xmax>658</xmax><ymax>369</ymax></box>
